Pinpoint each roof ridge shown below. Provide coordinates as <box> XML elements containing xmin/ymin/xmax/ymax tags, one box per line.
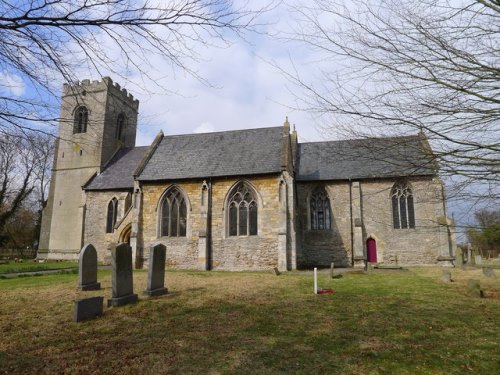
<box><xmin>300</xmin><ymin>134</ymin><xmax>420</xmax><ymax>145</ymax></box>
<box><xmin>161</xmin><ymin>126</ymin><xmax>282</xmax><ymax>138</ymax></box>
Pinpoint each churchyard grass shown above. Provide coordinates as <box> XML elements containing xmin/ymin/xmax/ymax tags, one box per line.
<box><xmin>0</xmin><ymin>260</ymin><xmax>78</xmax><ymax>275</ymax></box>
<box><xmin>0</xmin><ymin>268</ymin><xmax>498</xmax><ymax>374</ymax></box>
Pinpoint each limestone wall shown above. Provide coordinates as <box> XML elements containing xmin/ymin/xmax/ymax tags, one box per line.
<box><xmin>84</xmin><ymin>190</ymin><xmax>133</xmax><ymax>263</ymax></box>
<box><xmin>296</xmin><ymin>182</ymin><xmax>352</xmax><ymax>268</ymax></box>
<box><xmin>140</xmin><ymin>175</ymin><xmax>283</xmax><ymax>271</ymax></box>
<box><xmin>297</xmin><ymin>177</ymin><xmax>452</xmax><ymax>268</ymax></box>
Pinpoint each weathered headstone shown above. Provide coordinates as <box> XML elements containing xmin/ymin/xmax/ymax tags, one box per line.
<box><xmin>73</xmin><ymin>296</ymin><xmax>103</xmax><ymax>322</ymax></box>
<box><xmin>475</xmin><ymin>255</ymin><xmax>482</xmax><ymax>265</ymax></box>
<box><xmin>441</xmin><ymin>270</ymin><xmax>452</xmax><ymax>283</ymax></box>
<box><xmin>144</xmin><ymin>243</ymin><xmax>168</xmax><ymax>296</ymax></box>
<box><xmin>108</xmin><ymin>243</ymin><xmax>138</xmax><ymax>307</ymax></box>
<box><xmin>78</xmin><ymin>244</ymin><xmax>101</xmax><ymax>291</ymax></box>
<box><xmin>482</xmin><ymin>267</ymin><xmax>496</xmax><ymax>278</ymax></box>
<box><xmin>466</xmin><ymin>279</ymin><xmax>481</xmax><ymax>298</ymax></box>
<box><xmin>273</xmin><ymin>267</ymin><xmax>281</xmax><ymax>276</ymax></box>
<box><xmin>455</xmin><ymin>250</ymin><xmax>463</xmax><ymax>267</ymax></box>
<box><xmin>330</xmin><ymin>262</ymin><xmax>335</xmax><ymax>279</ymax></box>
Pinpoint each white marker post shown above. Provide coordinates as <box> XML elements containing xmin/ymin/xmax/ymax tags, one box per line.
<box><xmin>314</xmin><ymin>267</ymin><xmax>318</xmax><ymax>294</ymax></box>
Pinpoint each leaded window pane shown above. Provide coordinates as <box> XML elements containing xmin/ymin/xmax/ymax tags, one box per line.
<box><xmin>161</xmin><ymin>199</ymin><xmax>170</xmax><ymax>236</ymax></box>
<box><xmin>310</xmin><ymin>187</ymin><xmax>331</xmax><ymax>230</ymax></box>
<box><xmin>106</xmin><ymin>199</ymin><xmax>116</xmax><ymax>233</ymax></box>
<box><xmin>392</xmin><ymin>195</ymin><xmax>400</xmax><ymax>228</ymax></box>
<box><xmin>391</xmin><ymin>183</ymin><xmax>415</xmax><ymax>229</ymax></box>
<box><xmin>400</xmin><ymin>197</ymin><xmax>408</xmax><ymax>228</ymax></box>
<box><xmin>229</xmin><ymin>204</ymin><xmax>238</xmax><ymax>236</ymax></box>
<box><xmin>160</xmin><ymin>187</ymin><xmax>187</xmax><ymax>237</ymax></box>
<box><xmin>171</xmin><ymin>199</ymin><xmax>178</xmax><ymax>237</ymax></box>
<box><xmin>179</xmin><ymin>200</ymin><xmax>187</xmax><ymax>236</ymax></box>
<box><xmin>249</xmin><ymin>203</ymin><xmax>257</xmax><ymax>235</ymax></box>
<box><xmin>227</xmin><ymin>183</ymin><xmax>258</xmax><ymax>236</ymax></box>
<box><xmin>239</xmin><ymin>204</ymin><xmax>248</xmax><ymax>236</ymax></box>
<box><xmin>408</xmin><ymin>195</ymin><xmax>415</xmax><ymax>228</ymax></box>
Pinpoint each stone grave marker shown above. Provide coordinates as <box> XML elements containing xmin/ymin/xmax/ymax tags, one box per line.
<box><xmin>73</xmin><ymin>296</ymin><xmax>104</xmax><ymax>322</ymax></box>
<box><xmin>144</xmin><ymin>243</ymin><xmax>168</xmax><ymax>297</ymax></box>
<box><xmin>482</xmin><ymin>267</ymin><xmax>496</xmax><ymax>278</ymax></box>
<box><xmin>475</xmin><ymin>255</ymin><xmax>482</xmax><ymax>265</ymax></box>
<box><xmin>108</xmin><ymin>243</ymin><xmax>138</xmax><ymax>307</ymax></box>
<box><xmin>441</xmin><ymin>270</ymin><xmax>452</xmax><ymax>283</ymax></box>
<box><xmin>78</xmin><ymin>244</ymin><xmax>101</xmax><ymax>291</ymax></box>
<box><xmin>466</xmin><ymin>279</ymin><xmax>482</xmax><ymax>298</ymax></box>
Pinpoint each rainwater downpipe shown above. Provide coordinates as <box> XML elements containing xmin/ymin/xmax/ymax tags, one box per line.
<box><xmin>349</xmin><ymin>178</ymin><xmax>354</xmax><ymax>267</ymax></box>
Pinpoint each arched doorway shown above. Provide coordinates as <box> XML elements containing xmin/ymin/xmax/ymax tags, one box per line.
<box><xmin>119</xmin><ymin>224</ymin><xmax>132</xmax><ymax>245</ymax></box>
<box><xmin>366</xmin><ymin>238</ymin><xmax>377</xmax><ymax>263</ymax></box>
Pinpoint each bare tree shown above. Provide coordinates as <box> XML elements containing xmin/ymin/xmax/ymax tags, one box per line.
<box><xmin>0</xmin><ymin>131</ymin><xmax>53</xmax><ymax>251</ymax></box>
<box><xmin>285</xmin><ymin>0</ymin><xmax>499</xmax><ymax>202</ymax></box>
<box><xmin>0</xmin><ymin>0</ymin><xmax>272</xmax><ymax>134</ymax></box>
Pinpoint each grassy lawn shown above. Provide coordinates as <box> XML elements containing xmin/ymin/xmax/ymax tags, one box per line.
<box><xmin>0</xmin><ymin>267</ymin><xmax>498</xmax><ymax>374</ymax></box>
<box><xmin>0</xmin><ymin>260</ymin><xmax>78</xmax><ymax>275</ymax></box>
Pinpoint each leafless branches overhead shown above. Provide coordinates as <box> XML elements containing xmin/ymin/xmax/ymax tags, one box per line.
<box><xmin>286</xmin><ymin>0</ymin><xmax>499</xmax><ymax>200</ymax></box>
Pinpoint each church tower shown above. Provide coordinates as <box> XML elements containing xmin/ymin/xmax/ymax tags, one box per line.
<box><xmin>38</xmin><ymin>77</ymin><xmax>139</xmax><ymax>259</ymax></box>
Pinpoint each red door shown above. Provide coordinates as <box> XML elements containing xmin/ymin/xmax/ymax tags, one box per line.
<box><xmin>367</xmin><ymin>238</ymin><xmax>377</xmax><ymax>263</ymax></box>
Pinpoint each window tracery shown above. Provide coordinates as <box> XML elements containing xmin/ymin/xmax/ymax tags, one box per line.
<box><xmin>227</xmin><ymin>182</ymin><xmax>257</xmax><ymax>236</ymax></box>
<box><xmin>160</xmin><ymin>187</ymin><xmax>187</xmax><ymax>237</ymax></box>
<box><xmin>391</xmin><ymin>183</ymin><xmax>415</xmax><ymax>229</ymax></box>
<box><xmin>310</xmin><ymin>187</ymin><xmax>331</xmax><ymax>230</ymax></box>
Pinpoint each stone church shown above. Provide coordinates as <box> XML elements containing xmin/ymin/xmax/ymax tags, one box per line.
<box><xmin>38</xmin><ymin>78</ymin><xmax>455</xmax><ymax>270</ymax></box>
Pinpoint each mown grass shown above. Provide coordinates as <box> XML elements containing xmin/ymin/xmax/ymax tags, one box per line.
<box><xmin>0</xmin><ymin>267</ymin><xmax>498</xmax><ymax>374</ymax></box>
<box><xmin>0</xmin><ymin>260</ymin><xmax>78</xmax><ymax>274</ymax></box>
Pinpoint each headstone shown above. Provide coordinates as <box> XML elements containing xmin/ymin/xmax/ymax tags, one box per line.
<box><xmin>78</xmin><ymin>244</ymin><xmax>101</xmax><ymax>291</ymax></box>
<box><xmin>466</xmin><ymin>279</ymin><xmax>481</xmax><ymax>298</ymax></box>
<box><xmin>108</xmin><ymin>243</ymin><xmax>138</xmax><ymax>307</ymax></box>
<box><xmin>455</xmin><ymin>250</ymin><xmax>463</xmax><ymax>267</ymax></box>
<box><xmin>273</xmin><ymin>267</ymin><xmax>281</xmax><ymax>276</ymax></box>
<box><xmin>475</xmin><ymin>255</ymin><xmax>482</xmax><ymax>265</ymax></box>
<box><xmin>73</xmin><ymin>296</ymin><xmax>103</xmax><ymax>322</ymax></box>
<box><xmin>330</xmin><ymin>262</ymin><xmax>335</xmax><ymax>279</ymax></box>
<box><xmin>441</xmin><ymin>270</ymin><xmax>452</xmax><ymax>283</ymax></box>
<box><xmin>144</xmin><ymin>243</ymin><xmax>168</xmax><ymax>296</ymax></box>
<box><xmin>482</xmin><ymin>267</ymin><xmax>496</xmax><ymax>278</ymax></box>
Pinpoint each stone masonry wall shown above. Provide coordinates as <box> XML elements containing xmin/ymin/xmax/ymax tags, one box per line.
<box><xmin>84</xmin><ymin>190</ymin><xmax>133</xmax><ymax>263</ymax></box>
<box><xmin>296</xmin><ymin>182</ymin><xmax>352</xmax><ymax>268</ymax></box>
<box><xmin>140</xmin><ymin>175</ymin><xmax>283</xmax><ymax>271</ymax></box>
<box><xmin>297</xmin><ymin>177</ymin><xmax>452</xmax><ymax>268</ymax></box>
<box><xmin>360</xmin><ymin>177</ymin><xmax>451</xmax><ymax>265</ymax></box>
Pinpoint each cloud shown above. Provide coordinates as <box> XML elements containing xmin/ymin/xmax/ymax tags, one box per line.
<box><xmin>0</xmin><ymin>72</ymin><xmax>26</xmax><ymax>96</ymax></box>
<box><xmin>194</xmin><ymin>122</ymin><xmax>216</xmax><ymax>133</ymax></box>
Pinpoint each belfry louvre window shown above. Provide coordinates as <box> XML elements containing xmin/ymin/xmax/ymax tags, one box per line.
<box><xmin>74</xmin><ymin>106</ymin><xmax>88</xmax><ymax>134</ymax></box>
<box><xmin>310</xmin><ymin>187</ymin><xmax>331</xmax><ymax>230</ymax></box>
<box><xmin>116</xmin><ymin>113</ymin><xmax>125</xmax><ymax>140</ymax></box>
<box><xmin>106</xmin><ymin>198</ymin><xmax>118</xmax><ymax>233</ymax></box>
<box><xmin>160</xmin><ymin>187</ymin><xmax>187</xmax><ymax>237</ymax></box>
<box><xmin>228</xmin><ymin>183</ymin><xmax>257</xmax><ymax>236</ymax></box>
<box><xmin>391</xmin><ymin>183</ymin><xmax>415</xmax><ymax>229</ymax></box>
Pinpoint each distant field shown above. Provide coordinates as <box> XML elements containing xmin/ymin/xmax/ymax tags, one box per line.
<box><xmin>0</xmin><ymin>267</ymin><xmax>498</xmax><ymax>374</ymax></box>
<box><xmin>0</xmin><ymin>260</ymin><xmax>78</xmax><ymax>275</ymax></box>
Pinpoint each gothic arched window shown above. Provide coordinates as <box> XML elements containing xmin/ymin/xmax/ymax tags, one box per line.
<box><xmin>310</xmin><ymin>187</ymin><xmax>331</xmax><ymax>230</ymax></box>
<box><xmin>106</xmin><ymin>198</ymin><xmax>118</xmax><ymax>233</ymax></box>
<box><xmin>74</xmin><ymin>106</ymin><xmax>88</xmax><ymax>134</ymax></box>
<box><xmin>116</xmin><ymin>113</ymin><xmax>125</xmax><ymax>140</ymax></box>
<box><xmin>391</xmin><ymin>183</ymin><xmax>415</xmax><ymax>229</ymax></box>
<box><xmin>160</xmin><ymin>187</ymin><xmax>187</xmax><ymax>237</ymax></box>
<box><xmin>227</xmin><ymin>182</ymin><xmax>258</xmax><ymax>236</ymax></box>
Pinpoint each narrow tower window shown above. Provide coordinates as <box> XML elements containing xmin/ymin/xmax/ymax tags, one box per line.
<box><xmin>116</xmin><ymin>113</ymin><xmax>125</xmax><ymax>140</ymax></box>
<box><xmin>74</xmin><ymin>106</ymin><xmax>88</xmax><ymax>134</ymax></box>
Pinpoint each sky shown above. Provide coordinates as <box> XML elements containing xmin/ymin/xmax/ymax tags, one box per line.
<box><xmin>0</xmin><ymin>0</ymin><xmax>494</xmax><ymax>241</ymax></box>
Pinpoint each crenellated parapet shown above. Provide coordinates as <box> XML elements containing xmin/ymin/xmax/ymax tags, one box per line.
<box><xmin>62</xmin><ymin>76</ymin><xmax>139</xmax><ymax>109</ymax></box>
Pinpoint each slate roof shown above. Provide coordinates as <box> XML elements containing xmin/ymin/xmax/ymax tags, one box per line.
<box><xmin>85</xmin><ymin>146</ymin><xmax>149</xmax><ymax>190</ymax></box>
<box><xmin>138</xmin><ymin>127</ymin><xmax>284</xmax><ymax>181</ymax></box>
<box><xmin>296</xmin><ymin>135</ymin><xmax>436</xmax><ymax>181</ymax></box>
